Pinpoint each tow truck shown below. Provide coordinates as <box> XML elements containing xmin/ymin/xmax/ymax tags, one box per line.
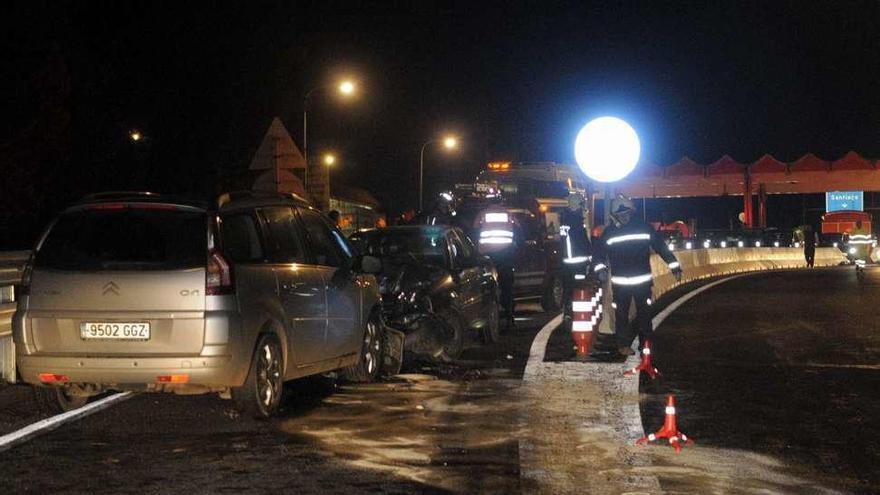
<box><xmin>454</xmin><ymin>161</ymin><xmax>587</xmax><ymax>312</ymax></box>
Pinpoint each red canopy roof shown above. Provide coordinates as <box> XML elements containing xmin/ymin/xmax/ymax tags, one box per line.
<box><xmin>751</xmin><ymin>154</ymin><xmax>787</xmax><ymax>174</ymax></box>
<box><xmin>665</xmin><ymin>156</ymin><xmax>705</xmax><ymax>178</ymax></box>
<box><xmin>707</xmin><ymin>155</ymin><xmax>745</xmax><ymax>176</ymax></box>
<box><xmin>633</xmin><ymin>160</ymin><xmax>665</xmax><ymax>178</ymax></box>
<box><xmin>790</xmin><ymin>153</ymin><xmax>829</xmax><ymax>172</ymax></box>
<box><xmin>832</xmin><ymin>151</ymin><xmax>874</xmax><ymax>171</ymax></box>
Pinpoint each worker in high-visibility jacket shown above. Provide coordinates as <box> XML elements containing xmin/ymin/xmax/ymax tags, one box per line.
<box><xmin>593</xmin><ymin>196</ymin><xmax>682</xmax><ymax>357</ymax></box>
<box><xmin>476</xmin><ymin>208</ymin><xmax>520</xmax><ymax>327</ymax></box>
<box><xmin>559</xmin><ymin>193</ymin><xmax>592</xmax><ymax>320</ymax></box>
<box><xmin>847</xmin><ymin>220</ymin><xmax>874</xmax><ymax>272</ymax></box>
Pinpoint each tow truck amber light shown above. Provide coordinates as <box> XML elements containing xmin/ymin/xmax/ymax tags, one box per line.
<box><xmin>156</xmin><ymin>375</ymin><xmax>189</xmax><ymax>384</ymax></box>
<box><xmin>38</xmin><ymin>373</ymin><xmax>69</xmax><ymax>383</ymax></box>
<box><xmin>488</xmin><ymin>161</ymin><xmax>511</xmax><ymax>171</ymax></box>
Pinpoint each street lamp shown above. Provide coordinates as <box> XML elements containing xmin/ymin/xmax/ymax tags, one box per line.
<box><xmin>129</xmin><ymin>130</ymin><xmax>142</xmax><ymax>142</ymax></box>
<box><xmin>323</xmin><ymin>152</ymin><xmax>337</xmax><ymax>197</ymax></box>
<box><xmin>302</xmin><ymin>79</ymin><xmax>358</xmax><ymax>186</ymax></box>
<box><xmin>419</xmin><ymin>134</ymin><xmax>459</xmax><ymax>211</ymax></box>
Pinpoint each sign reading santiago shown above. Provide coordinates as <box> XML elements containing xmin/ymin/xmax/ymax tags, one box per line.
<box><xmin>826</xmin><ymin>191</ymin><xmax>864</xmax><ymax>212</ymax></box>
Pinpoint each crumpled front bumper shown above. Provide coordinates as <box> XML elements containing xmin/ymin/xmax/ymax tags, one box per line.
<box><xmin>385</xmin><ymin>311</ymin><xmax>450</xmax><ymax>359</ymax></box>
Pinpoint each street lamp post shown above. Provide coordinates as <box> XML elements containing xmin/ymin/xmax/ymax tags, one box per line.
<box><xmin>302</xmin><ymin>80</ymin><xmax>356</xmax><ymax>191</ymax></box>
<box><xmin>419</xmin><ymin>135</ymin><xmax>458</xmax><ymax>211</ymax></box>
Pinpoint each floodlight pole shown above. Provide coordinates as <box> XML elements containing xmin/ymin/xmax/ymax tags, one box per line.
<box><xmin>604</xmin><ymin>184</ymin><xmax>612</xmax><ymax>225</ymax></box>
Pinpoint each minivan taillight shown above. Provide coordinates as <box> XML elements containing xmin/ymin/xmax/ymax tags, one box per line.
<box><xmin>206</xmin><ymin>250</ymin><xmax>234</xmax><ymax>295</ymax></box>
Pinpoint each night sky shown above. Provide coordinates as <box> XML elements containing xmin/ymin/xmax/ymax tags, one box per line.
<box><xmin>1</xmin><ymin>1</ymin><xmax>878</xmax><ymax>246</ymax></box>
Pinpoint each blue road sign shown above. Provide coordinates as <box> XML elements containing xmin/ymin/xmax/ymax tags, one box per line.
<box><xmin>826</xmin><ymin>191</ymin><xmax>864</xmax><ymax>212</ymax></box>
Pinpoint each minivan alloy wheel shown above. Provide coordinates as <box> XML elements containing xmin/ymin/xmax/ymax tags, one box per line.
<box><xmin>256</xmin><ymin>340</ymin><xmax>283</xmax><ymax>410</ymax></box>
<box><xmin>552</xmin><ymin>277</ymin><xmax>564</xmax><ymax>308</ymax></box>
<box><xmin>363</xmin><ymin>319</ymin><xmax>381</xmax><ymax>375</ymax></box>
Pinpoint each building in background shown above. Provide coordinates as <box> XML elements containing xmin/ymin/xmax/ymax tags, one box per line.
<box><xmin>248</xmin><ymin>117</ymin><xmax>384</xmax><ymax>232</ymax></box>
<box><xmin>330</xmin><ymin>182</ymin><xmax>384</xmax><ymax>235</ymax></box>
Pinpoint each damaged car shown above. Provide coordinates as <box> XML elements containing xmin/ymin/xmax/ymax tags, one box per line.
<box><xmin>350</xmin><ymin>225</ymin><xmax>500</xmax><ymax>362</ymax></box>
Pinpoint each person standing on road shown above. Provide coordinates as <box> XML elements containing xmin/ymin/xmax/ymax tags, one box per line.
<box><xmin>848</xmin><ymin>220</ymin><xmax>873</xmax><ymax>273</ymax></box>
<box><xmin>559</xmin><ymin>193</ymin><xmax>592</xmax><ymax>322</ymax></box>
<box><xmin>593</xmin><ymin>196</ymin><xmax>682</xmax><ymax>357</ymax></box>
<box><xmin>803</xmin><ymin>224</ymin><xmax>817</xmax><ymax>267</ymax></box>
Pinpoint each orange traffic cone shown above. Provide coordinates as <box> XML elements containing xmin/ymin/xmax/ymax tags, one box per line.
<box><xmin>624</xmin><ymin>339</ymin><xmax>660</xmax><ymax>379</ymax></box>
<box><xmin>570</xmin><ymin>284</ymin><xmax>603</xmax><ymax>358</ymax></box>
<box><xmin>636</xmin><ymin>395</ymin><xmax>694</xmax><ymax>452</ymax></box>
<box><xmin>636</xmin><ymin>395</ymin><xmax>694</xmax><ymax>453</ymax></box>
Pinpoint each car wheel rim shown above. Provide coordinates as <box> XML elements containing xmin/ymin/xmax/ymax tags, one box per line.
<box><xmin>553</xmin><ymin>278</ymin><xmax>564</xmax><ymax>307</ymax></box>
<box><xmin>256</xmin><ymin>341</ymin><xmax>282</xmax><ymax>409</ymax></box>
<box><xmin>363</xmin><ymin>320</ymin><xmax>379</xmax><ymax>375</ymax></box>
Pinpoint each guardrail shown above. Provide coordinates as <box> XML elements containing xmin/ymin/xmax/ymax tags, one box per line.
<box><xmin>0</xmin><ymin>251</ymin><xmax>30</xmax><ymax>382</ymax></box>
<box><xmin>650</xmin><ymin>246</ymin><xmax>847</xmax><ymax>300</ymax></box>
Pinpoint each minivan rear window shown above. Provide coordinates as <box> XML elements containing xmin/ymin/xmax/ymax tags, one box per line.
<box><xmin>35</xmin><ymin>206</ymin><xmax>207</xmax><ymax>271</ymax></box>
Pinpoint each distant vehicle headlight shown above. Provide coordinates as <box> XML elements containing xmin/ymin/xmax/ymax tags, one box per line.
<box><xmin>737</xmin><ymin>241</ymin><xmax>744</xmax><ymax>248</ymax></box>
<box><xmin>833</xmin><ymin>242</ymin><xmax>838</xmax><ymax>248</ymax></box>
<box><xmin>668</xmin><ymin>243</ymin><xmax>675</xmax><ymax>251</ymax></box>
<box><xmin>720</xmin><ymin>241</ymin><xmax>727</xmax><ymax>248</ymax></box>
<box><xmin>703</xmin><ymin>240</ymin><xmax>711</xmax><ymax>249</ymax></box>
<box><xmin>773</xmin><ymin>241</ymin><xmax>780</xmax><ymax>247</ymax></box>
<box><xmin>685</xmin><ymin>241</ymin><xmax>693</xmax><ymax>250</ymax></box>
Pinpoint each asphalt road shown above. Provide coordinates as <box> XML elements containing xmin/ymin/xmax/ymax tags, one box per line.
<box><xmin>0</xmin><ymin>305</ymin><xmax>552</xmax><ymax>494</ymax></box>
<box><xmin>646</xmin><ymin>267</ymin><xmax>880</xmax><ymax>494</ymax></box>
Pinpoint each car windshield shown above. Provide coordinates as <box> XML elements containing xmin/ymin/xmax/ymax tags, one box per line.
<box><xmin>34</xmin><ymin>206</ymin><xmax>207</xmax><ymax>271</ymax></box>
<box><xmin>354</xmin><ymin>230</ymin><xmax>448</xmax><ymax>268</ymax></box>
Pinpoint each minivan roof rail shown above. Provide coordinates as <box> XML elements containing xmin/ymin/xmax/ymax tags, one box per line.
<box><xmin>216</xmin><ymin>190</ymin><xmax>311</xmax><ymax>208</ymax></box>
<box><xmin>82</xmin><ymin>191</ymin><xmax>161</xmax><ymax>200</ymax></box>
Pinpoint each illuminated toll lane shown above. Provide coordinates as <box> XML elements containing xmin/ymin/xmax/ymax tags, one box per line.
<box><xmin>646</xmin><ymin>266</ymin><xmax>880</xmax><ymax>494</ymax></box>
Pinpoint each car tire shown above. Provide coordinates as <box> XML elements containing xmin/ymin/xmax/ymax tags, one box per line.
<box><xmin>33</xmin><ymin>386</ymin><xmax>89</xmax><ymax>414</ymax></box>
<box><xmin>541</xmin><ymin>274</ymin><xmax>564</xmax><ymax>312</ymax></box>
<box><xmin>341</xmin><ymin>311</ymin><xmax>384</xmax><ymax>383</ymax></box>
<box><xmin>438</xmin><ymin>310</ymin><xmax>465</xmax><ymax>362</ymax></box>
<box><xmin>232</xmin><ymin>333</ymin><xmax>285</xmax><ymax>419</ymax></box>
<box><xmin>481</xmin><ymin>297</ymin><xmax>502</xmax><ymax>344</ymax></box>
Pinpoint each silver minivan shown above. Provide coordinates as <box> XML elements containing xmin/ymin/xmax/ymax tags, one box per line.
<box><xmin>13</xmin><ymin>191</ymin><xmax>385</xmax><ymax>417</ymax></box>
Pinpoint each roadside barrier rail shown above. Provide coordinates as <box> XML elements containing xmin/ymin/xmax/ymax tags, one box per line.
<box><xmin>650</xmin><ymin>247</ymin><xmax>846</xmax><ymax>300</ymax></box>
<box><xmin>0</xmin><ymin>251</ymin><xmax>30</xmax><ymax>382</ymax></box>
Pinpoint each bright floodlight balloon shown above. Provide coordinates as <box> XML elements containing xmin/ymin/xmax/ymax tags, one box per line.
<box><xmin>574</xmin><ymin>116</ymin><xmax>641</xmax><ymax>183</ymax></box>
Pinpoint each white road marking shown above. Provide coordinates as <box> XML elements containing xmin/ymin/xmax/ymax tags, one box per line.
<box><xmin>522</xmin><ymin>313</ymin><xmax>562</xmax><ymax>379</ymax></box>
<box><xmin>0</xmin><ymin>391</ymin><xmax>133</xmax><ymax>453</ymax></box>
<box><xmin>651</xmin><ymin>274</ymin><xmax>749</xmax><ymax>330</ymax></box>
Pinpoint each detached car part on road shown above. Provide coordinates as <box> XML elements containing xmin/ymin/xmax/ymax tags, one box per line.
<box><xmin>350</xmin><ymin>225</ymin><xmax>501</xmax><ymax>363</ymax></box>
<box><xmin>12</xmin><ymin>191</ymin><xmax>390</xmax><ymax>418</ymax></box>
